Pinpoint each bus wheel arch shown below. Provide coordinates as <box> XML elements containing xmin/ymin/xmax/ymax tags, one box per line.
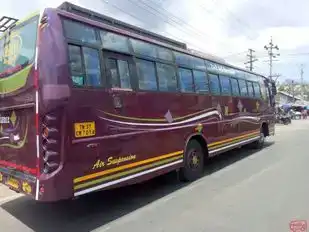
<box><xmin>261</xmin><ymin>122</ymin><xmax>269</xmax><ymax>137</ymax></box>
<box><xmin>179</xmin><ymin>134</ymin><xmax>208</xmax><ymax>182</ymax></box>
<box><xmin>251</xmin><ymin>122</ymin><xmax>269</xmax><ymax>149</ymax></box>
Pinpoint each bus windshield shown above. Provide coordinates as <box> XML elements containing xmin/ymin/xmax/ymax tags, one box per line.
<box><xmin>0</xmin><ymin>16</ymin><xmax>38</xmax><ymax>78</ymax></box>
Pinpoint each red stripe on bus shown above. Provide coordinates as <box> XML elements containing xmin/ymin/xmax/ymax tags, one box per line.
<box><xmin>0</xmin><ymin>160</ymin><xmax>37</xmax><ymax>175</ymax></box>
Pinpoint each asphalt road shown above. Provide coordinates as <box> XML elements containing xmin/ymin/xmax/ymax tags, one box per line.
<box><xmin>0</xmin><ymin>120</ymin><xmax>308</xmax><ymax>232</ymax></box>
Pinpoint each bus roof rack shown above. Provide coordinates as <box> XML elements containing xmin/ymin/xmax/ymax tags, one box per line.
<box><xmin>0</xmin><ymin>16</ymin><xmax>18</xmax><ymax>32</ymax></box>
<box><xmin>57</xmin><ymin>1</ymin><xmax>187</xmax><ymax>49</ymax></box>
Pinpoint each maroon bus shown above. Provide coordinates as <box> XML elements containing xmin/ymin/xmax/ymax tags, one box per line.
<box><xmin>0</xmin><ymin>2</ymin><xmax>276</xmax><ymax>202</ymax></box>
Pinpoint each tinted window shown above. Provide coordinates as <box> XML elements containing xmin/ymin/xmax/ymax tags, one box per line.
<box><xmin>157</xmin><ymin>46</ymin><xmax>173</xmax><ymax>61</ymax></box>
<box><xmin>247</xmin><ymin>81</ymin><xmax>254</xmax><ymax>97</ymax></box>
<box><xmin>68</xmin><ymin>45</ymin><xmax>84</xmax><ymax>86</ymax></box>
<box><xmin>101</xmin><ymin>31</ymin><xmax>130</xmax><ymax>53</ymax></box>
<box><xmin>63</xmin><ymin>20</ymin><xmax>97</xmax><ymax>44</ymax></box>
<box><xmin>107</xmin><ymin>58</ymin><xmax>131</xmax><ymax>89</ymax></box>
<box><xmin>193</xmin><ymin>70</ymin><xmax>209</xmax><ymax>93</ymax></box>
<box><xmin>174</xmin><ymin>52</ymin><xmax>192</xmax><ymax>66</ymax></box>
<box><xmin>220</xmin><ymin>75</ymin><xmax>231</xmax><ymax>95</ymax></box>
<box><xmin>253</xmin><ymin>82</ymin><xmax>261</xmax><ymax>98</ymax></box>
<box><xmin>209</xmin><ymin>74</ymin><xmax>220</xmax><ymax>95</ymax></box>
<box><xmin>118</xmin><ymin>60</ymin><xmax>131</xmax><ymax>89</ymax></box>
<box><xmin>136</xmin><ymin>59</ymin><xmax>157</xmax><ymax>90</ymax></box>
<box><xmin>260</xmin><ymin>82</ymin><xmax>268</xmax><ymax>100</ymax></box>
<box><xmin>107</xmin><ymin>58</ymin><xmax>119</xmax><ymax>88</ymax></box>
<box><xmin>83</xmin><ymin>47</ymin><xmax>102</xmax><ymax>87</ymax></box>
<box><xmin>230</xmin><ymin>78</ymin><xmax>240</xmax><ymax>96</ymax></box>
<box><xmin>178</xmin><ymin>68</ymin><xmax>194</xmax><ymax>93</ymax></box>
<box><xmin>192</xmin><ymin>57</ymin><xmax>206</xmax><ymax>70</ymax></box>
<box><xmin>68</xmin><ymin>45</ymin><xmax>83</xmax><ymax>74</ymax></box>
<box><xmin>157</xmin><ymin>63</ymin><xmax>177</xmax><ymax>92</ymax></box>
<box><xmin>238</xmin><ymin>79</ymin><xmax>248</xmax><ymax>96</ymax></box>
<box><xmin>131</xmin><ymin>39</ymin><xmax>157</xmax><ymax>58</ymax></box>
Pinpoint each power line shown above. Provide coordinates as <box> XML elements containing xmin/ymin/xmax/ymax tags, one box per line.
<box><xmin>264</xmin><ymin>36</ymin><xmax>280</xmax><ymax>81</ymax></box>
<box><xmin>100</xmin><ymin>0</ymin><xmax>185</xmax><ymax>42</ymax></box>
<box><xmin>145</xmin><ymin>0</ymin><xmax>229</xmax><ymax>46</ymax></box>
<box><xmin>244</xmin><ymin>48</ymin><xmax>258</xmax><ymax>71</ymax></box>
<box><xmin>223</xmin><ymin>51</ymin><xmax>247</xmax><ymax>58</ymax></box>
<box><xmin>199</xmin><ymin>0</ymin><xmax>255</xmax><ymax>39</ymax></box>
<box><xmin>133</xmin><ymin>0</ymin><xmax>230</xmax><ymax>48</ymax></box>
<box><xmin>100</xmin><ymin>0</ymin><xmax>211</xmax><ymax>52</ymax></box>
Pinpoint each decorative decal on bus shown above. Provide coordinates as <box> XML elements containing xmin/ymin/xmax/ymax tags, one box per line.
<box><xmin>2</xmin><ymin>31</ymin><xmax>22</xmax><ymax>67</ymax></box>
<box><xmin>0</xmin><ymin>110</ymin><xmax>29</xmax><ymax>149</ymax></box>
<box><xmin>0</xmin><ymin>116</ymin><xmax>10</xmax><ymax>124</ymax></box>
<box><xmin>22</xmin><ymin>181</ymin><xmax>32</xmax><ymax>194</ymax></box>
<box><xmin>92</xmin><ymin>154</ymin><xmax>137</xmax><ymax>170</ymax></box>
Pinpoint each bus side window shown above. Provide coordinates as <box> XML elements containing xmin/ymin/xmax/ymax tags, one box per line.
<box><xmin>63</xmin><ymin>19</ymin><xmax>98</xmax><ymax>44</ymax></box>
<box><xmin>238</xmin><ymin>79</ymin><xmax>248</xmax><ymax>97</ymax></box>
<box><xmin>247</xmin><ymin>81</ymin><xmax>254</xmax><ymax>97</ymax></box>
<box><xmin>230</xmin><ymin>78</ymin><xmax>240</xmax><ymax>96</ymax></box>
<box><xmin>68</xmin><ymin>45</ymin><xmax>85</xmax><ymax>86</ymax></box>
<box><xmin>253</xmin><ymin>82</ymin><xmax>261</xmax><ymax>98</ymax></box>
<box><xmin>219</xmin><ymin>75</ymin><xmax>232</xmax><ymax>96</ymax></box>
<box><xmin>101</xmin><ymin>31</ymin><xmax>131</xmax><ymax>53</ymax></box>
<box><xmin>106</xmin><ymin>58</ymin><xmax>132</xmax><ymax>89</ymax></box>
<box><xmin>82</xmin><ymin>47</ymin><xmax>102</xmax><ymax>87</ymax></box>
<box><xmin>136</xmin><ymin>59</ymin><xmax>157</xmax><ymax>91</ymax></box>
<box><xmin>193</xmin><ymin>70</ymin><xmax>209</xmax><ymax>94</ymax></box>
<box><xmin>157</xmin><ymin>62</ymin><xmax>177</xmax><ymax>92</ymax></box>
<box><xmin>178</xmin><ymin>68</ymin><xmax>194</xmax><ymax>93</ymax></box>
<box><xmin>208</xmin><ymin>73</ymin><xmax>220</xmax><ymax>95</ymax></box>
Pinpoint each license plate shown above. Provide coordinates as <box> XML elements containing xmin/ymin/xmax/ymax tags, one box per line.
<box><xmin>74</xmin><ymin>122</ymin><xmax>96</xmax><ymax>138</ymax></box>
<box><xmin>6</xmin><ymin>177</ymin><xmax>19</xmax><ymax>189</ymax></box>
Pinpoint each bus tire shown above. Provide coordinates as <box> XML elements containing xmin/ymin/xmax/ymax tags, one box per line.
<box><xmin>179</xmin><ymin>139</ymin><xmax>204</xmax><ymax>182</ymax></box>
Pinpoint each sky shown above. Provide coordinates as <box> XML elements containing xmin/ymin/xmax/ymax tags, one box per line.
<box><xmin>1</xmin><ymin>0</ymin><xmax>309</xmax><ymax>83</ymax></box>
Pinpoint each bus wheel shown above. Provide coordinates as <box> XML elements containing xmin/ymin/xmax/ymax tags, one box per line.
<box><xmin>179</xmin><ymin>140</ymin><xmax>204</xmax><ymax>182</ymax></box>
<box><xmin>251</xmin><ymin>131</ymin><xmax>265</xmax><ymax>149</ymax></box>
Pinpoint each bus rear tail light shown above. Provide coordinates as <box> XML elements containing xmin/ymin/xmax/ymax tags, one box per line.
<box><xmin>41</xmin><ymin>111</ymin><xmax>62</xmax><ymax>174</ymax></box>
<box><xmin>42</xmin><ymin>127</ymin><xmax>59</xmax><ymax>139</ymax></box>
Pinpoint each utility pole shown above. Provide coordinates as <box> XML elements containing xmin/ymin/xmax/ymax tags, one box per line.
<box><xmin>264</xmin><ymin>36</ymin><xmax>280</xmax><ymax>81</ymax></box>
<box><xmin>292</xmin><ymin>80</ymin><xmax>295</xmax><ymax>103</ymax></box>
<box><xmin>300</xmin><ymin>64</ymin><xmax>304</xmax><ymax>102</ymax></box>
<box><xmin>244</xmin><ymin>49</ymin><xmax>258</xmax><ymax>71</ymax></box>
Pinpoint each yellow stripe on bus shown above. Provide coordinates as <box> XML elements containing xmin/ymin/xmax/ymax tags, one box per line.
<box><xmin>74</xmin><ymin>155</ymin><xmax>183</xmax><ymax>191</ymax></box>
<box><xmin>74</xmin><ymin>130</ymin><xmax>260</xmax><ymax>184</ymax></box>
<box><xmin>73</xmin><ymin>150</ymin><xmax>184</xmax><ymax>184</ymax></box>
<box><xmin>209</xmin><ymin>133</ymin><xmax>259</xmax><ymax>150</ymax></box>
<box><xmin>208</xmin><ymin>131</ymin><xmax>259</xmax><ymax>148</ymax></box>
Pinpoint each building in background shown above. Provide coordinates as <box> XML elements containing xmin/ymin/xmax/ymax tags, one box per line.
<box><xmin>276</xmin><ymin>91</ymin><xmax>301</xmax><ymax>105</ymax></box>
